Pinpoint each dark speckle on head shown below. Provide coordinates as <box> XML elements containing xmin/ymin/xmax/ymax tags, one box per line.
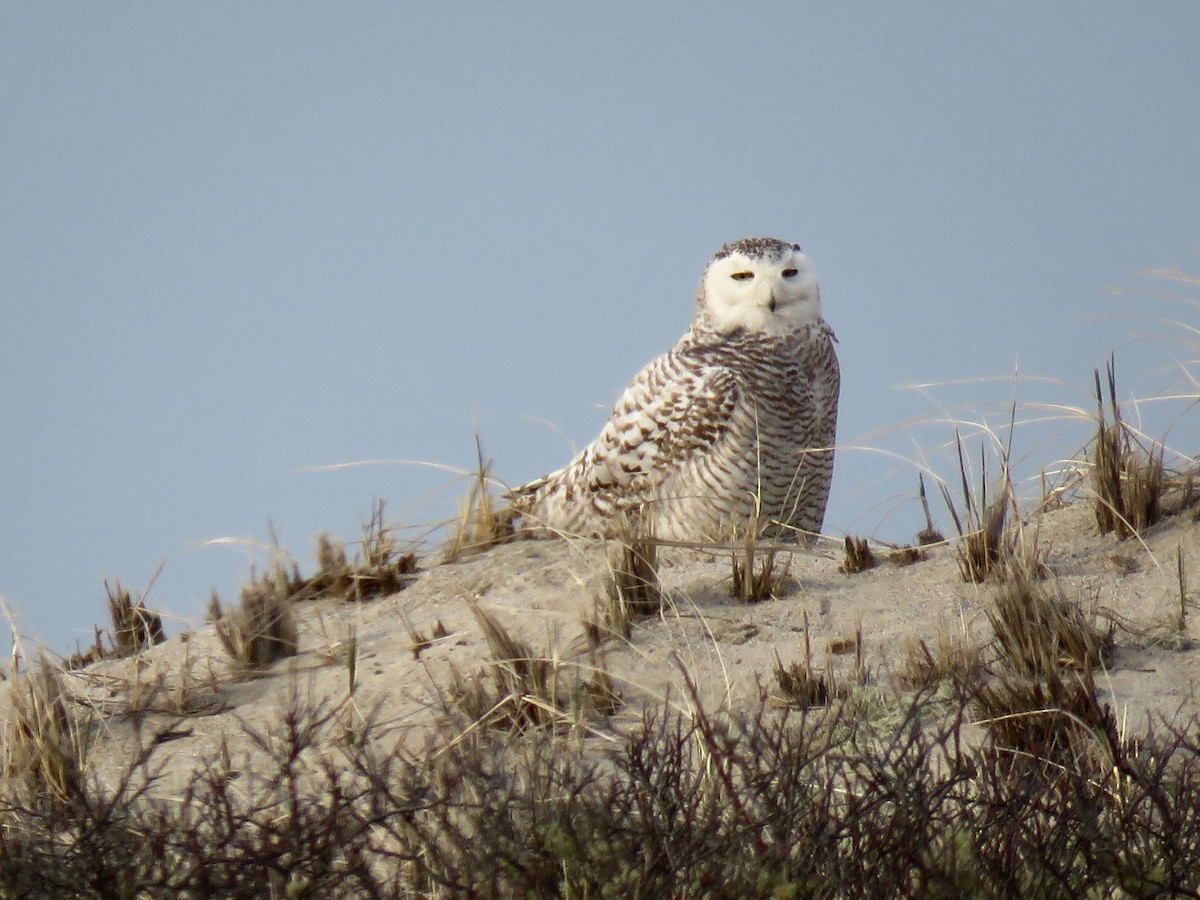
<box><xmin>713</xmin><ymin>237</ymin><xmax>800</xmax><ymax>262</ymax></box>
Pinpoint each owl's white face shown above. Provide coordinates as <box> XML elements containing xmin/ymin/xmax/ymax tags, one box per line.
<box><xmin>699</xmin><ymin>239</ymin><xmax>821</xmax><ymax>336</ymax></box>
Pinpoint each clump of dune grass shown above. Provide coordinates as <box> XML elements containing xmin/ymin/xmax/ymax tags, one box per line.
<box><xmin>449</xmin><ymin>604</ymin><xmax>619</xmax><ymax>733</ymax></box>
<box><xmin>1091</xmin><ymin>357</ymin><xmax>1166</xmax><ymax>539</ymax></box>
<box><xmin>889</xmin><ymin>545</ymin><xmax>925</xmax><ymax>566</ymax></box>
<box><xmin>307</xmin><ymin>532</ymin><xmax>351</xmax><ymax>597</ymax></box>
<box><xmin>771</xmin><ymin>652</ymin><xmax>834</xmax><ymax>708</ymax></box>
<box><xmin>588</xmin><ymin>516</ymin><xmax>662</xmax><ymax>643</ymax></box>
<box><xmin>974</xmin><ymin>659</ymin><xmax>1118</xmax><ymax>771</ymax></box>
<box><xmin>276</xmin><ymin>503</ymin><xmax>418</xmax><ymax>605</ymax></box>
<box><xmin>987</xmin><ymin>572</ymin><xmax>1114</xmax><ymax>677</ymax></box>
<box><xmin>201</xmin><ymin>503</ymin><xmax>418</xmax><ymax>616</ymax></box>
<box><xmin>940</xmin><ymin>432</ymin><xmax>1015</xmax><ymax>582</ymax></box>
<box><xmin>457</xmin><ymin>602</ymin><xmax>550</xmax><ymax>732</ymax></box>
<box><xmin>208</xmin><ymin>566</ymin><xmax>299</xmax><ymax>670</ymax></box>
<box><xmin>63</xmin><ymin>629</ymin><xmax>107</xmax><ymax>671</ymax></box>
<box><xmin>770</xmin><ymin>630</ymin><xmax>839</xmax><ymax>709</ymax></box>
<box><xmin>2</xmin><ymin>655</ymin><xmax>91</xmax><ymax>810</ymax></box>
<box><xmin>404</xmin><ymin>616</ymin><xmax>450</xmax><ymax>661</ymax></box>
<box><xmin>897</xmin><ymin>629</ymin><xmax>986</xmax><ymax>694</ymax></box>
<box><xmin>2</xmin><ymin>657</ymin><xmax>81</xmax><ymax>811</ymax></box>
<box><xmin>326</xmin><ymin>500</ymin><xmax>419</xmax><ymax>601</ymax></box>
<box><xmin>840</xmin><ymin>535</ymin><xmax>878</xmax><ymax>574</ymax></box>
<box><xmin>104</xmin><ymin>580</ymin><xmax>165</xmax><ymax>658</ymax></box>
<box><xmin>64</xmin><ymin>576</ymin><xmax>167</xmax><ymax>670</ymax></box>
<box><xmin>767</xmin><ymin>614</ymin><xmax>867</xmax><ymax>710</ymax></box>
<box><xmin>973</xmin><ymin>567</ymin><xmax>1117</xmax><ymax>770</ymax></box>
<box><xmin>581</xmin><ymin>656</ymin><xmax>623</xmax><ymax>718</ymax></box>
<box><xmin>916</xmin><ymin>472</ymin><xmax>946</xmax><ymax>546</ymax></box>
<box><xmin>1159</xmin><ymin>545</ymin><xmax>1199</xmax><ymax>650</ymax></box>
<box><xmin>352</xmin><ymin>500</ymin><xmax>418</xmax><ymax>598</ymax></box>
<box><xmin>441</xmin><ymin>436</ymin><xmax>516</xmax><ymax>563</ymax></box>
<box><xmin>730</xmin><ymin>517</ymin><xmax>789</xmax><ymax>602</ymax></box>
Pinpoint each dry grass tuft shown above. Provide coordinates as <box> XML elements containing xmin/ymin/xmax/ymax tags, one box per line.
<box><xmin>2</xmin><ymin>655</ymin><xmax>92</xmax><ymax>809</ymax></box>
<box><xmin>104</xmin><ymin>580</ymin><xmax>166</xmax><ymax>658</ymax></box>
<box><xmin>940</xmin><ymin>433</ymin><xmax>1014</xmax><ymax>582</ymax></box>
<box><xmin>64</xmin><ymin>578</ymin><xmax>167</xmax><ymax>670</ymax></box>
<box><xmin>897</xmin><ymin>630</ymin><xmax>986</xmax><ymax>693</ymax></box>
<box><xmin>889</xmin><ymin>545</ymin><xmax>924</xmax><ymax>566</ymax></box>
<box><xmin>916</xmin><ymin>472</ymin><xmax>946</xmax><ymax>545</ymax></box>
<box><xmin>973</xmin><ymin>663</ymin><xmax>1117</xmax><ymax>770</ymax></box>
<box><xmin>1163</xmin><ymin>545</ymin><xmax>1198</xmax><ymax>650</ymax></box>
<box><xmin>771</xmin><ymin>649</ymin><xmax>836</xmax><ymax>710</ymax></box>
<box><xmin>580</xmin><ymin>658</ymin><xmax>623</xmax><ymax>718</ymax></box>
<box><xmin>208</xmin><ymin>567</ymin><xmax>300</xmax><ymax>670</ymax></box>
<box><xmin>308</xmin><ymin>532</ymin><xmax>351</xmax><ymax>597</ymax></box>
<box><xmin>972</xmin><ymin>568</ymin><xmax>1119</xmax><ymax>769</ymax></box>
<box><xmin>1091</xmin><ymin>357</ymin><xmax>1166</xmax><ymax>538</ymax></box>
<box><xmin>730</xmin><ymin>518</ymin><xmax>789</xmax><ymax>602</ymax></box>
<box><xmin>455</xmin><ymin>604</ymin><xmax>553</xmax><ymax>733</ymax></box>
<box><xmin>441</xmin><ymin>436</ymin><xmax>516</xmax><ymax>563</ymax></box>
<box><xmin>768</xmin><ymin>613</ymin><xmax>863</xmax><ymax>710</ymax></box>
<box><xmin>294</xmin><ymin>503</ymin><xmax>418</xmax><ymax>603</ymax></box>
<box><xmin>450</xmin><ymin>605</ymin><xmax>619</xmax><ymax>733</ymax></box>
<box><xmin>589</xmin><ymin>518</ymin><xmax>662</xmax><ymax>642</ymax></box>
<box><xmin>346</xmin><ymin>500</ymin><xmax>419</xmax><ymax>600</ymax></box>
<box><xmin>63</xmin><ymin>628</ymin><xmax>108</xmax><ymax>672</ymax></box>
<box><xmin>188</xmin><ymin>504</ymin><xmax>420</xmax><ymax>631</ymax></box>
<box><xmin>406</xmin><ymin>617</ymin><xmax>450</xmax><ymax>661</ymax></box>
<box><xmin>986</xmin><ymin>574</ymin><xmax>1113</xmax><ymax>677</ymax></box>
<box><xmin>840</xmin><ymin>536</ymin><xmax>878</xmax><ymax>574</ymax></box>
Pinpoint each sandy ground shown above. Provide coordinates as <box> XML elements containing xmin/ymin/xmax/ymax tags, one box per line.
<box><xmin>4</xmin><ymin>497</ymin><xmax>1200</xmax><ymax>798</ymax></box>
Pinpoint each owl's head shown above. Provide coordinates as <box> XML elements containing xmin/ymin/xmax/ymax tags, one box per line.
<box><xmin>697</xmin><ymin>238</ymin><xmax>821</xmax><ymax>336</ymax></box>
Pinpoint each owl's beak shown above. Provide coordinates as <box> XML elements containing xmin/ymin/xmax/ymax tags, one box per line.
<box><xmin>767</xmin><ymin>294</ymin><xmax>778</xmax><ymax>313</ymax></box>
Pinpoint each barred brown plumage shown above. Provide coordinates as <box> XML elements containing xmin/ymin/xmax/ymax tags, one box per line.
<box><xmin>509</xmin><ymin>237</ymin><xmax>839</xmax><ymax>542</ymax></box>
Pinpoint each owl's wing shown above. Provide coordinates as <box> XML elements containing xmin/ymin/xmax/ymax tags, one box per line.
<box><xmin>807</xmin><ymin>322</ymin><xmax>840</xmax><ymax>443</ymax></box>
<box><xmin>572</xmin><ymin>351</ymin><xmax>739</xmax><ymax>500</ymax></box>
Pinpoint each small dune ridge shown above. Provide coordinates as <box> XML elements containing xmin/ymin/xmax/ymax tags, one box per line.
<box><xmin>2</xmin><ymin>271</ymin><xmax>1199</xmax><ymax>895</ymax></box>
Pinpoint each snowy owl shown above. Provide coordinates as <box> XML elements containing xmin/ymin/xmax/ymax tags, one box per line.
<box><xmin>509</xmin><ymin>237</ymin><xmax>839</xmax><ymax>542</ymax></box>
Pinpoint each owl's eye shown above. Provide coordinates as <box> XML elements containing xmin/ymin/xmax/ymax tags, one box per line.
<box><xmin>730</xmin><ymin>272</ymin><xmax>754</xmax><ymax>281</ymax></box>
<box><xmin>782</xmin><ymin>268</ymin><xmax>799</xmax><ymax>278</ymax></box>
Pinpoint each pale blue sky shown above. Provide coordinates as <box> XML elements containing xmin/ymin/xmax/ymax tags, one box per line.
<box><xmin>3</xmin><ymin>4</ymin><xmax>1199</xmax><ymax>658</ymax></box>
